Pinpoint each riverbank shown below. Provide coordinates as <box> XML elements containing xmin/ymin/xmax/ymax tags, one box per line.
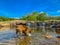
<box><xmin>0</xmin><ymin>21</ymin><xmax>10</xmax><ymax>27</ymax></box>
<box><xmin>0</xmin><ymin>20</ymin><xmax>34</xmax><ymax>27</ymax></box>
<box><xmin>0</xmin><ymin>20</ymin><xmax>60</xmax><ymax>27</ymax></box>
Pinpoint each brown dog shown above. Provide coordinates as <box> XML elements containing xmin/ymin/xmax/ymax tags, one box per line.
<box><xmin>16</xmin><ymin>23</ymin><xmax>31</xmax><ymax>36</ymax></box>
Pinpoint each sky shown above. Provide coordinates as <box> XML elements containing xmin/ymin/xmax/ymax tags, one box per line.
<box><xmin>0</xmin><ymin>0</ymin><xmax>60</xmax><ymax>18</ymax></box>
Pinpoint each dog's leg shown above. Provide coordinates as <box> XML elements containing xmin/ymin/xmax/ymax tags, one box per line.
<box><xmin>25</xmin><ymin>30</ymin><xmax>29</xmax><ymax>36</ymax></box>
<box><xmin>22</xmin><ymin>31</ymin><xmax>26</xmax><ymax>36</ymax></box>
<box><xmin>25</xmin><ymin>28</ymin><xmax>31</xmax><ymax>36</ymax></box>
<box><xmin>20</xmin><ymin>30</ymin><xmax>23</xmax><ymax>36</ymax></box>
<box><xmin>15</xmin><ymin>29</ymin><xmax>19</xmax><ymax>38</ymax></box>
<box><xmin>16</xmin><ymin>29</ymin><xmax>18</xmax><ymax>34</ymax></box>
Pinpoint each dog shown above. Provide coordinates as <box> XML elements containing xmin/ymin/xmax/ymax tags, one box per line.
<box><xmin>16</xmin><ymin>23</ymin><xmax>31</xmax><ymax>36</ymax></box>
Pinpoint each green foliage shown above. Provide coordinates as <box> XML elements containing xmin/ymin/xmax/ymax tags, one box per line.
<box><xmin>21</xmin><ymin>15</ymin><xmax>26</xmax><ymax>20</ymax></box>
<box><xmin>26</xmin><ymin>12</ymin><xmax>38</xmax><ymax>21</ymax></box>
<box><xmin>0</xmin><ymin>11</ymin><xmax>60</xmax><ymax>21</ymax></box>
<box><xmin>0</xmin><ymin>16</ymin><xmax>14</xmax><ymax>21</ymax></box>
<box><xmin>56</xmin><ymin>16</ymin><xmax>60</xmax><ymax>20</ymax></box>
<box><xmin>20</xmin><ymin>11</ymin><xmax>47</xmax><ymax>21</ymax></box>
<box><xmin>20</xmin><ymin>11</ymin><xmax>60</xmax><ymax>21</ymax></box>
<box><xmin>37</xmin><ymin>12</ymin><xmax>47</xmax><ymax>21</ymax></box>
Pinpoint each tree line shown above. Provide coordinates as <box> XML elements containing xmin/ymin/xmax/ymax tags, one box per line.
<box><xmin>0</xmin><ymin>16</ymin><xmax>15</xmax><ymax>21</ymax></box>
<box><xmin>20</xmin><ymin>11</ymin><xmax>60</xmax><ymax>21</ymax></box>
<box><xmin>0</xmin><ymin>11</ymin><xmax>60</xmax><ymax>21</ymax></box>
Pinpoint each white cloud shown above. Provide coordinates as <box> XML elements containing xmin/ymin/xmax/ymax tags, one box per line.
<box><xmin>14</xmin><ymin>17</ymin><xmax>19</xmax><ymax>19</ymax></box>
<box><xmin>40</xmin><ymin>11</ymin><xmax>44</xmax><ymax>13</ymax></box>
<box><xmin>57</xmin><ymin>10</ymin><xmax>60</xmax><ymax>12</ymax></box>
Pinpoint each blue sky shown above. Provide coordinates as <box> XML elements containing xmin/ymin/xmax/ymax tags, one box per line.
<box><xmin>0</xmin><ymin>0</ymin><xmax>60</xmax><ymax>18</ymax></box>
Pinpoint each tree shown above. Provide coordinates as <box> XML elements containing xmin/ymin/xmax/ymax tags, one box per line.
<box><xmin>26</xmin><ymin>11</ymin><xmax>38</xmax><ymax>21</ymax></box>
<box><xmin>0</xmin><ymin>16</ymin><xmax>14</xmax><ymax>21</ymax></box>
<box><xmin>37</xmin><ymin>12</ymin><xmax>47</xmax><ymax>21</ymax></box>
<box><xmin>20</xmin><ymin>11</ymin><xmax>60</xmax><ymax>21</ymax></box>
<box><xmin>21</xmin><ymin>15</ymin><xmax>26</xmax><ymax>20</ymax></box>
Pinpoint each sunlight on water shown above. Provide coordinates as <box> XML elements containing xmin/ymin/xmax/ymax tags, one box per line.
<box><xmin>0</xmin><ymin>28</ymin><xmax>15</xmax><ymax>41</ymax></box>
<box><xmin>0</xmin><ymin>27</ymin><xmax>60</xmax><ymax>45</ymax></box>
<box><xmin>15</xmin><ymin>36</ymin><xmax>31</xmax><ymax>45</ymax></box>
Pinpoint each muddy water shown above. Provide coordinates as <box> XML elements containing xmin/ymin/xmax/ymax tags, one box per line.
<box><xmin>0</xmin><ymin>27</ymin><xmax>60</xmax><ymax>45</ymax></box>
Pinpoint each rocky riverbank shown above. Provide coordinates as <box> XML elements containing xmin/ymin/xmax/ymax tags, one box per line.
<box><xmin>0</xmin><ymin>21</ymin><xmax>10</xmax><ymax>27</ymax></box>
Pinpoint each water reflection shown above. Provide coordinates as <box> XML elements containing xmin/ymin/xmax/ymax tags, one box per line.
<box><xmin>0</xmin><ymin>27</ymin><xmax>15</xmax><ymax>41</ymax></box>
<box><xmin>15</xmin><ymin>36</ymin><xmax>31</xmax><ymax>45</ymax></box>
<box><xmin>0</xmin><ymin>27</ymin><xmax>60</xmax><ymax>45</ymax></box>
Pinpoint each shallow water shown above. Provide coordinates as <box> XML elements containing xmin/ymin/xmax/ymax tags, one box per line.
<box><xmin>0</xmin><ymin>27</ymin><xmax>60</xmax><ymax>45</ymax></box>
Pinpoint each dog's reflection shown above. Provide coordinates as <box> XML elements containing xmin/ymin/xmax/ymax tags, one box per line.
<box><xmin>15</xmin><ymin>36</ymin><xmax>31</xmax><ymax>45</ymax></box>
